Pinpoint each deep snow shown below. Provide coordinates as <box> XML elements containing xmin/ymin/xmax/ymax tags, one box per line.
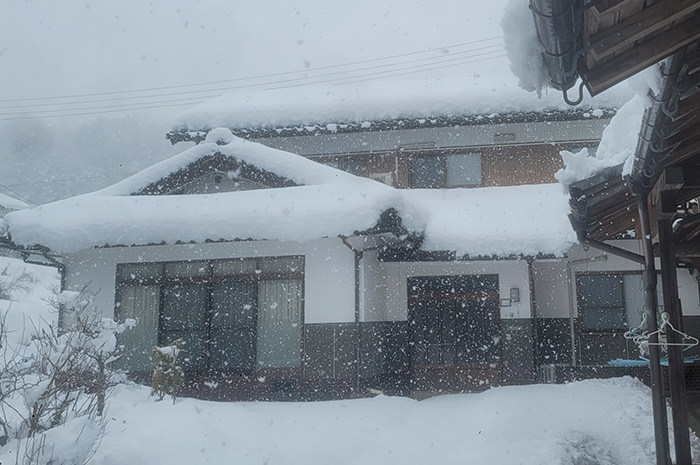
<box><xmin>90</xmin><ymin>377</ymin><xmax>676</xmax><ymax>465</ymax></box>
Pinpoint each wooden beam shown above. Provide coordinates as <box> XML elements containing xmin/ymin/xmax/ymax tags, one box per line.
<box><xmin>589</xmin><ymin>204</ymin><xmax>638</xmax><ymax>240</ymax></box>
<box><xmin>671</xmin><ymin>91</ymin><xmax>700</xmax><ymax>123</ymax></box>
<box><xmin>588</xmin><ymin>0</ymin><xmax>700</xmax><ymax>63</ymax></box>
<box><xmin>650</xmin><ymin>166</ymin><xmax>684</xmax><ymax>218</ymax></box>
<box><xmin>586</xmin><ymin>14</ymin><xmax>700</xmax><ymax>95</ymax></box>
<box><xmin>668</xmin><ymin>133</ymin><xmax>700</xmax><ymax>166</ymax></box>
<box><xmin>649</xmin><ymin>166</ymin><xmax>686</xmax><ymax>242</ymax></box>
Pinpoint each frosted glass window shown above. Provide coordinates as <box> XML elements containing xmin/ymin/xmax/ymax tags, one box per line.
<box><xmin>579</xmin><ymin>272</ymin><xmax>666</xmax><ymax>333</ymax></box>
<box><xmin>256</xmin><ymin>280</ymin><xmax>302</xmax><ymax>368</ymax></box>
<box><xmin>116</xmin><ymin>257</ymin><xmax>304</xmax><ymax>375</ymax></box>
<box><xmin>446</xmin><ymin>153</ymin><xmax>481</xmax><ymax>187</ymax></box>
<box><xmin>409</xmin><ymin>275</ymin><xmax>500</xmax><ymax>365</ymax></box>
<box><xmin>114</xmin><ymin>285</ymin><xmax>159</xmax><ymax>371</ymax></box>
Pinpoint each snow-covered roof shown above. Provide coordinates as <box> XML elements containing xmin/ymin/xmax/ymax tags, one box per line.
<box><xmin>3</xmin><ymin>129</ymin><xmax>575</xmax><ymax>257</ymax></box>
<box><xmin>402</xmin><ymin>184</ymin><xmax>574</xmax><ymax>257</ymax></box>
<box><xmin>170</xmin><ymin>77</ymin><xmax>635</xmax><ymax>134</ymax></box>
<box><xmin>98</xmin><ymin>128</ymin><xmax>359</xmax><ymax>196</ymax></box>
<box><xmin>0</xmin><ymin>192</ymin><xmax>31</xmax><ymax>212</ymax></box>
<box><xmin>554</xmin><ymin>67</ymin><xmax>660</xmax><ymax>188</ymax></box>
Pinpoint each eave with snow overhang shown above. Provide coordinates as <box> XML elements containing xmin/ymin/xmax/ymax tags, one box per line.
<box><xmin>531</xmin><ymin>0</ymin><xmax>700</xmax><ymax>276</ymax></box>
<box><xmin>532</xmin><ymin>2</ymin><xmax>700</xmax><ymax>278</ymax></box>
<box><xmin>167</xmin><ymin>108</ymin><xmax>617</xmax><ymax>146</ymax></box>
<box><xmin>166</xmin><ymin>78</ymin><xmax>632</xmax><ymax>143</ymax></box>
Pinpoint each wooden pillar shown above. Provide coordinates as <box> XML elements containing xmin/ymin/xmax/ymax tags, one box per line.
<box><xmin>636</xmin><ymin>193</ymin><xmax>672</xmax><ymax>465</ymax></box>
<box><xmin>658</xmin><ymin>218</ymin><xmax>692</xmax><ymax>465</ymax></box>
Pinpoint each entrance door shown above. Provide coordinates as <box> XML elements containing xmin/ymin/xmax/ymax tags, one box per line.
<box><xmin>408</xmin><ymin>275</ymin><xmax>500</xmax><ymax>390</ymax></box>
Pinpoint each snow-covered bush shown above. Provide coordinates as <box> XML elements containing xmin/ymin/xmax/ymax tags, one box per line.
<box><xmin>0</xmin><ymin>282</ymin><xmax>132</xmax><ymax>463</ymax></box>
<box><xmin>150</xmin><ymin>339</ymin><xmax>184</xmax><ymax>403</ymax></box>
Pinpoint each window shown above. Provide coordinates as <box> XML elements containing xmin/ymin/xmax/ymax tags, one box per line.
<box><xmin>577</xmin><ymin>273</ymin><xmax>662</xmax><ymax>331</ymax></box>
<box><xmin>446</xmin><ymin>154</ymin><xmax>481</xmax><ymax>187</ymax></box>
<box><xmin>409</xmin><ymin>153</ymin><xmax>481</xmax><ymax>188</ymax></box>
<box><xmin>115</xmin><ymin>257</ymin><xmax>304</xmax><ymax>374</ymax></box>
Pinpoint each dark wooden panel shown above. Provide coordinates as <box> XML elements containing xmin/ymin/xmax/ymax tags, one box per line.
<box><xmin>588</xmin><ymin>0</ymin><xmax>700</xmax><ymax>63</ymax></box>
<box><xmin>586</xmin><ymin>14</ymin><xmax>700</xmax><ymax>95</ymax></box>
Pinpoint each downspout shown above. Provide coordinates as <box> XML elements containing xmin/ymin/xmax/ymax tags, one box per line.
<box><xmin>341</xmin><ymin>236</ymin><xmax>363</xmax><ymax>395</ymax></box>
<box><xmin>635</xmin><ymin>192</ymin><xmax>672</xmax><ymax>465</ymax></box>
<box><xmin>526</xmin><ymin>257</ymin><xmax>538</xmax><ymax>381</ymax></box>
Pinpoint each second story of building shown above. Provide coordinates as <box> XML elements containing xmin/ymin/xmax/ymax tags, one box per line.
<box><xmin>166</xmin><ymin>78</ymin><xmax>633</xmax><ymax>189</ymax></box>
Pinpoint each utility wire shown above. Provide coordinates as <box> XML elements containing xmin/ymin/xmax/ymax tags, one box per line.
<box><xmin>0</xmin><ymin>101</ymin><xmax>204</xmax><ymax>121</ymax></box>
<box><xmin>0</xmin><ymin>36</ymin><xmax>503</xmax><ymax>103</ymax></box>
<box><xmin>0</xmin><ymin>43</ymin><xmax>503</xmax><ymax>110</ymax></box>
<box><xmin>267</xmin><ymin>51</ymin><xmax>506</xmax><ymax>89</ymax></box>
<box><xmin>0</xmin><ymin>40</ymin><xmax>506</xmax><ymax>121</ymax></box>
<box><xmin>0</xmin><ymin>49</ymin><xmax>505</xmax><ymax>119</ymax></box>
<box><xmin>322</xmin><ymin>54</ymin><xmax>506</xmax><ymax>86</ymax></box>
<box><xmin>0</xmin><ymin>95</ymin><xmax>220</xmax><ymax>117</ymax></box>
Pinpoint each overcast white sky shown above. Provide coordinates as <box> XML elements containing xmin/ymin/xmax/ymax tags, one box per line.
<box><xmin>0</xmin><ymin>0</ymin><xmax>510</xmax><ymax>121</ymax></box>
<box><xmin>0</xmin><ymin>0</ymin><xmax>512</xmax><ymax>203</ymax></box>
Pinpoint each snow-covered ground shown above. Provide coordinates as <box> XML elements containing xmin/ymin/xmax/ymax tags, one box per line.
<box><xmin>1</xmin><ymin>255</ymin><xmax>698</xmax><ymax>465</ymax></box>
<box><xmin>93</xmin><ymin>377</ymin><xmax>668</xmax><ymax>465</ymax></box>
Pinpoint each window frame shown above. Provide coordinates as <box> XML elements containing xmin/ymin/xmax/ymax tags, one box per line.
<box><xmin>408</xmin><ymin>152</ymin><xmax>482</xmax><ymax>188</ymax></box>
<box><xmin>115</xmin><ymin>256</ymin><xmax>305</xmax><ymax>377</ymax></box>
<box><xmin>575</xmin><ymin>271</ymin><xmax>663</xmax><ymax>333</ymax></box>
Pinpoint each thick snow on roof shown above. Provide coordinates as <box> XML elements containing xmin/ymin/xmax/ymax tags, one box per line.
<box><xmin>403</xmin><ymin>184</ymin><xmax>574</xmax><ymax>257</ymax></box>
<box><xmin>0</xmin><ymin>192</ymin><xmax>30</xmax><ymax>211</ymax></box>
<box><xmin>555</xmin><ymin>66</ymin><xmax>662</xmax><ymax>187</ymax></box>
<box><xmin>171</xmin><ymin>77</ymin><xmax>634</xmax><ymax>133</ymax></box>
<box><xmin>98</xmin><ymin>128</ymin><xmax>358</xmax><ymax>196</ymax></box>
<box><xmin>4</xmin><ymin>130</ymin><xmax>574</xmax><ymax>256</ymax></box>
<box><xmin>5</xmin><ymin>184</ymin><xmax>399</xmax><ymax>253</ymax></box>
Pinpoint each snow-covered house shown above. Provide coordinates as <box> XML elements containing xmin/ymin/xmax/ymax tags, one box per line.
<box><xmin>164</xmin><ymin>79</ymin><xmax>700</xmax><ymax>381</ymax></box>
<box><xmin>3</xmin><ymin>129</ymin><xmax>585</xmax><ymax>399</ymax></box>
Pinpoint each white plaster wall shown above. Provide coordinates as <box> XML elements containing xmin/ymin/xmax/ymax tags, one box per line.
<box><xmin>379</xmin><ymin>259</ymin><xmax>532</xmax><ymax>321</ymax></box>
<box><xmin>361</xmin><ymin>250</ymin><xmax>388</xmax><ymax>322</ymax></box>
<box><xmin>62</xmin><ymin>237</ymin><xmax>356</xmax><ymax>325</ymax></box>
